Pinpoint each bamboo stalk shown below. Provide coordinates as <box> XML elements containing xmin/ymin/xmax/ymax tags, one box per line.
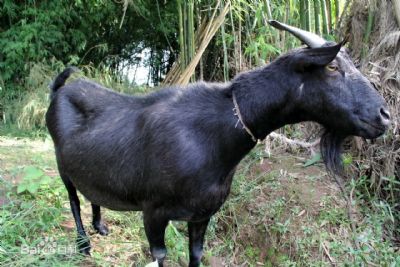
<box><xmin>306</xmin><ymin>0</ymin><xmax>311</xmax><ymax>32</ymax></box>
<box><xmin>288</xmin><ymin>0</ymin><xmax>294</xmax><ymax>26</ymax></box>
<box><xmin>221</xmin><ymin>19</ymin><xmax>229</xmax><ymax>81</ymax></box>
<box><xmin>178</xmin><ymin>0</ymin><xmax>185</xmax><ymax>72</ymax></box>
<box><xmin>204</xmin><ymin>0</ymin><xmax>221</xmax><ymax>42</ymax></box>
<box><xmin>314</xmin><ymin>0</ymin><xmax>321</xmax><ymax>35</ymax></box>
<box><xmin>188</xmin><ymin>0</ymin><xmax>195</xmax><ymax>81</ymax></box>
<box><xmin>264</xmin><ymin>0</ymin><xmax>273</xmax><ymax>19</ymax></box>
<box><xmin>244</xmin><ymin>10</ymin><xmax>252</xmax><ymax>67</ymax></box>
<box><xmin>163</xmin><ymin>0</ymin><xmax>228</xmax><ymax>86</ymax></box>
<box><xmin>197</xmin><ymin>3</ymin><xmax>204</xmax><ymax>80</ymax></box>
<box><xmin>264</xmin><ymin>0</ymin><xmax>278</xmax><ymax>48</ymax></box>
<box><xmin>229</xmin><ymin>3</ymin><xmax>239</xmax><ymax>75</ymax></box>
<box><xmin>300</xmin><ymin>0</ymin><xmax>306</xmax><ymax>29</ymax></box>
<box><xmin>326</xmin><ymin>0</ymin><xmax>332</xmax><ymax>33</ymax></box>
<box><xmin>321</xmin><ymin>0</ymin><xmax>329</xmax><ymax>35</ymax></box>
<box><xmin>334</xmin><ymin>0</ymin><xmax>339</xmax><ymax>27</ymax></box>
<box><xmin>183</xmin><ymin>1</ymin><xmax>187</xmax><ymax>67</ymax></box>
<box><xmin>164</xmin><ymin>4</ymin><xmax>218</xmax><ymax>84</ymax></box>
<box><xmin>195</xmin><ymin>18</ymin><xmax>209</xmax><ymax>49</ymax></box>
<box><xmin>282</xmin><ymin>0</ymin><xmax>290</xmax><ymax>50</ymax></box>
<box><xmin>238</xmin><ymin>11</ymin><xmax>242</xmax><ymax>71</ymax></box>
<box><xmin>362</xmin><ymin>4</ymin><xmax>374</xmax><ymax>57</ymax></box>
<box><xmin>177</xmin><ymin>2</ymin><xmax>230</xmax><ymax>85</ymax></box>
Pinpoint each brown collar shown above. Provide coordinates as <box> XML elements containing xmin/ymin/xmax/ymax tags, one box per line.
<box><xmin>232</xmin><ymin>91</ymin><xmax>258</xmax><ymax>143</ymax></box>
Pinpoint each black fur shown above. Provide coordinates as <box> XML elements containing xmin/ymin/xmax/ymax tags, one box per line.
<box><xmin>46</xmin><ymin>44</ymin><xmax>389</xmax><ymax>266</ymax></box>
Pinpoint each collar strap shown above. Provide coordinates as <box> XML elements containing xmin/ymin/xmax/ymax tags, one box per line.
<box><xmin>232</xmin><ymin>91</ymin><xmax>258</xmax><ymax>143</ymax></box>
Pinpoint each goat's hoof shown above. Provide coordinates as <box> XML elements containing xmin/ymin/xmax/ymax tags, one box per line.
<box><xmin>77</xmin><ymin>237</ymin><xmax>91</xmax><ymax>256</ymax></box>
<box><xmin>93</xmin><ymin>222</ymin><xmax>109</xmax><ymax>236</ymax></box>
<box><xmin>79</xmin><ymin>246</ymin><xmax>91</xmax><ymax>256</ymax></box>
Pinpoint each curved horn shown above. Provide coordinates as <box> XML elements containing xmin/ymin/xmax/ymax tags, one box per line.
<box><xmin>268</xmin><ymin>20</ymin><xmax>326</xmax><ymax>48</ymax></box>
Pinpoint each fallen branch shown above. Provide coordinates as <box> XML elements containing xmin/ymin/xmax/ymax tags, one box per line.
<box><xmin>268</xmin><ymin>132</ymin><xmax>320</xmax><ymax>148</ymax></box>
<box><xmin>322</xmin><ymin>241</ymin><xmax>335</xmax><ymax>264</ymax></box>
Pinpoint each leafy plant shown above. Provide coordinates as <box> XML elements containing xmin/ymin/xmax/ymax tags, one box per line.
<box><xmin>17</xmin><ymin>166</ymin><xmax>52</xmax><ymax>194</ymax></box>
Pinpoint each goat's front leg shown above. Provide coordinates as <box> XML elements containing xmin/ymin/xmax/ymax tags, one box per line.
<box><xmin>143</xmin><ymin>211</ymin><xmax>169</xmax><ymax>267</ymax></box>
<box><xmin>188</xmin><ymin>218</ymin><xmax>210</xmax><ymax>267</ymax></box>
<box><xmin>61</xmin><ymin>175</ymin><xmax>91</xmax><ymax>255</ymax></box>
<box><xmin>91</xmin><ymin>204</ymin><xmax>109</xmax><ymax>235</ymax></box>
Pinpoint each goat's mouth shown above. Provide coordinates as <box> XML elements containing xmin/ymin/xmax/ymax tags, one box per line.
<box><xmin>358</xmin><ymin>118</ymin><xmax>387</xmax><ymax>138</ymax></box>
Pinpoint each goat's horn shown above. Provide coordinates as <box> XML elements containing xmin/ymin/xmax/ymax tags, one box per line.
<box><xmin>268</xmin><ymin>20</ymin><xmax>326</xmax><ymax>48</ymax></box>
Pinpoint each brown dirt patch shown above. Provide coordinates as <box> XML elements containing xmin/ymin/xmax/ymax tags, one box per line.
<box><xmin>229</xmin><ymin>151</ymin><xmax>347</xmax><ymax>265</ymax></box>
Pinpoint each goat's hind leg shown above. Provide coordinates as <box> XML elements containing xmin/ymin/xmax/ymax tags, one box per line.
<box><xmin>60</xmin><ymin>174</ymin><xmax>91</xmax><ymax>255</ymax></box>
<box><xmin>91</xmin><ymin>204</ymin><xmax>109</xmax><ymax>235</ymax></box>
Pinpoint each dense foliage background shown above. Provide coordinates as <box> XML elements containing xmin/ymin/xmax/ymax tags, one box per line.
<box><xmin>0</xmin><ymin>0</ymin><xmax>178</xmax><ymax>101</ymax></box>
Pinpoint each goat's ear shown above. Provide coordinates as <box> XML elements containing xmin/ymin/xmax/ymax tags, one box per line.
<box><xmin>292</xmin><ymin>43</ymin><xmax>342</xmax><ymax>71</ymax></box>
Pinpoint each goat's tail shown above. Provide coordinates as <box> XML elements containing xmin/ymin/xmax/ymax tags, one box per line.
<box><xmin>50</xmin><ymin>67</ymin><xmax>79</xmax><ymax>99</ymax></box>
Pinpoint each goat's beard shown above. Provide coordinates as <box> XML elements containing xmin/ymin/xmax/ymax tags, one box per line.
<box><xmin>320</xmin><ymin>130</ymin><xmax>346</xmax><ymax>176</ymax></box>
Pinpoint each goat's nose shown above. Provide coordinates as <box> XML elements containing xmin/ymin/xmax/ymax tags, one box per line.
<box><xmin>379</xmin><ymin>107</ymin><xmax>391</xmax><ymax>126</ymax></box>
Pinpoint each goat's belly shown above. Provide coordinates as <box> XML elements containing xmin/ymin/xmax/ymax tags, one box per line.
<box><xmin>80</xmin><ymin>186</ymin><xmax>142</xmax><ymax>211</ymax></box>
<box><xmin>68</xmin><ymin>175</ymin><xmax>142</xmax><ymax>211</ymax></box>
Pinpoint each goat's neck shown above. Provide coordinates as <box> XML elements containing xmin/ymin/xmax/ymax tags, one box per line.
<box><xmin>231</xmin><ymin>67</ymin><xmax>304</xmax><ymax>141</ymax></box>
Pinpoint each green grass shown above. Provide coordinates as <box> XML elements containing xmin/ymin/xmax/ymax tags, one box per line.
<box><xmin>0</xmin><ymin>136</ymin><xmax>399</xmax><ymax>266</ymax></box>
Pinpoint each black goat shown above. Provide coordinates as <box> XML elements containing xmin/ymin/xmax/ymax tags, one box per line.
<box><xmin>46</xmin><ymin>21</ymin><xmax>390</xmax><ymax>267</ymax></box>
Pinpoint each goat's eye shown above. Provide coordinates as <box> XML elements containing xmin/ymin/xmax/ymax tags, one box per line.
<box><xmin>326</xmin><ymin>65</ymin><xmax>338</xmax><ymax>72</ymax></box>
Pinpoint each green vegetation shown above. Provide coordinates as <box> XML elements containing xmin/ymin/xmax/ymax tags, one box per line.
<box><xmin>0</xmin><ymin>0</ymin><xmax>178</xmax><ymax>125</ymax></box>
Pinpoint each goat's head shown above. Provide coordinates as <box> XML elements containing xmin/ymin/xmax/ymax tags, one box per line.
<box><xmin>269</xmin><ymin>20</ymin><xmax>390</xmax><ymax>173</ymax></box>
